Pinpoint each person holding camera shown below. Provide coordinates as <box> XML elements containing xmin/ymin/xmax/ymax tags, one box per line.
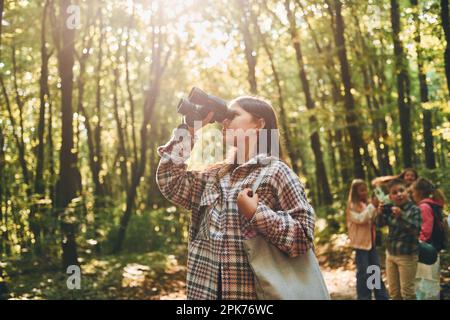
<box><xmin>156</xmin><ymin>93</ymin><xmax>316</xmax><ymax>300</ymax></box>
<box><xmin>376</xmin><ymin>178</ymin><xmax>422</xmax><ymax>300</ymax></box>
<box><xmin>346</xmin><ymin>179</ymin><xmax>389</xmax><ymax>300</ymax></box>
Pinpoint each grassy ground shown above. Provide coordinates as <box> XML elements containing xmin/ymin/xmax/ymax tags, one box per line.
<box><xmin>2</xmin><ymin>240</ymin><xmax>448</xmax><ymax>300</ymax></box>
<box><xmin>3</xmin><ymin>246</ymin><xmax>188</xmax><ymax>300</ymax></box>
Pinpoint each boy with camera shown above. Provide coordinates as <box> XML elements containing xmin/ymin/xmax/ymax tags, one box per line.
<box><xmin>376</xmin><ymin>178</ymin><xmax>422</xmax><ymax>300</ymax></box>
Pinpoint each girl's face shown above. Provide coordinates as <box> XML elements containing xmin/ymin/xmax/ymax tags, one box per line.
<box><xmin>404</xmin><ymin>170</ymin><xmax>417</xmax><ymax>185</ymax></box>
<box><xmin>356</xmin><ymin>184</ymin><xmax>368</xmax><ymax>202</ymax></box>
<box><xmin>222</xmin><ymin>104</ymin><xmax>264</xmax><ymax>146</ymax></box>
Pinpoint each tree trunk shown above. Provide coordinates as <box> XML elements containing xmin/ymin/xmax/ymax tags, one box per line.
<box><xmin>0</xmin><ymin>0</ymin><xmax>3</xmax><ymax>50</ymax></box>
<box><xmin>441</xmin><ymin>0</ymin><xmax>450</xmax><ymax>95</ymax></box>
<box><xmin>112</xmin><ymin>65</ymin><xmax>129</xmax><ymax>190</ymax></box>
<box><xmin>92</xmin><ymin>14</ymin><xmax>105</xmax><ymax>253</ymax></box>
<box><xmin>350</xmin><ymin>11</ymin><xmax>391</xmax><ymax>177</ymax></box>
<box><xmin>31</xmin><ymin>0</ymin><xmax>53</xmax><ymax>256</ymax></box>
<box><xmin>298</xmin><ymin>1</ymin><xmax>351</xmax><ymax>186</ymax></box>
<box><xmin>285</xmin><ymin>0</ymin><xmax>333</xmax><ymax>205</ymax></box>
<box><xmin>391</xmin><ymin>0</ymin><xmax>413</xmax><ymax>168</ymax></box>
<box><xmin>251</xmin><ymin>8</ymin><xmax>301</xmax><ymax>175</ymax></box>
<box><xmin>11</xmin><ymin>47</ymin><xmax>31</xmax><ymax>188</ymax></box>
<box><xmin>55</xmin><ymin>0</ymin><xmax>80</xmax><ymax>269</ymax></box>
<box><xmin>114</xmin><ymin>7</ymin><xmax>170</xmax><ymax>253</ymax></box>
<box><xmin>236</xmin><ymin>0</ymin><xmax>257</xmax><ymax>94</ymax></box>
<box><xmin>125</xmin><ymin>9</ymin><xmax>138</xmax><ymax>168</ymax></box>
<box><xmin>0</xmin><ymin>125</ymin><xmax>5</xmax><ymax>255</ymax></box>
<box><xmin>410</xmin><ymin>0</ymin><xmax>436</xmax><ymax>169</ymax></box>
<box><xmin>372</xmin><ymin>39</ymin><xmax>394</xmax><ymax>175</ymax></box>
<box><xmin>0</xmin><ymin>137</ymin><xmax>10</xmax><ymax>255</ymax></box>
<box><xmin>331</xmin><ymin>0</ymin><xmax>365</xmax><ymax>179</ymax></box>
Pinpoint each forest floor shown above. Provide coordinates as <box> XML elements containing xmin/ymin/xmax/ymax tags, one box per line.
<box><xmin>3</xmin><ymin>237</ymin><xmax>450</xmax><ymax>300</ymax></box>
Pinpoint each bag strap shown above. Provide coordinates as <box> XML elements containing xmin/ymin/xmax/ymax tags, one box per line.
<box><xmin>423</xmin><ymin>201</ymin><xmax>443</xmax><ymax>221</ymax></box>
<box><xmin>252</xmin><ymin>166</ymin><xmax>269</xmax><ymax>195</ymax></box>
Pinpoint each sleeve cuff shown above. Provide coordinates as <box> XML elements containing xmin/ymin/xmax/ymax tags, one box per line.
<box><xmin>157</xmin><ymin>127</ymin><xmax>198</xmax><ymax>164</ymax></box>
<box><xmin>249</xmin><ymin>202</ymin><xmax>272</xmax><ymax>234</ymax></box>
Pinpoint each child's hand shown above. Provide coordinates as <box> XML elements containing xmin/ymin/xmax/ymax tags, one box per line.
<box><xmin>377</xmin><ymin>202</ymin><xmax>384</xmax><ymax>215</ymax></box>
<box><xmin>392</xmin><ymin>206</ymin><xmax>402</xmax><ymax>218</ymax></box>
<box><xmin>237</xmin><ymin>188</ymin><xmax>258</xmax><ymax>220</ymax></box>
<box><xmin>371</xmin><ymin>195</ymin><xmax>380</xmax><ymax>208</ymax></box>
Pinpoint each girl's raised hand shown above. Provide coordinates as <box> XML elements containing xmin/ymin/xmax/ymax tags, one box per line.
<box><xmin>187</xmin><ymin>111</ymin><xmax>214</xmax><ymax>136</ymax></box>
<box><xmin>371</xmin><ymin>195</ymin><xmax>380</xmax><ymax>208</ymax></box>
<box><xmin>391</xmin><ymin>206</ymin><xmax>402</xmax><ymax>218</ymax></box>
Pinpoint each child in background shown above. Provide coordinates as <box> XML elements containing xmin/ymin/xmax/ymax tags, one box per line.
<box><xmin>398</xmin><ymin>168</ymin><xmax>419</xmax><ymax>188</ymax></box>
<box><xmin>347</xmin><ymin>179</ymin><xmax>389</xmax><ymax>300</ymax></box>
<box><xmin>411</xmin><ymin>178</ymin><xmax>446</xmax><ymax>300</ymax></box>
<box><xmin>377</xmin><ymin>178</ymin><xmax>422</xmax><ymax>300</ymax></box>
<box><xmin>372</xmin><ymin>168</ymin><xmax>418</xmax><ymax>198</ymax></box>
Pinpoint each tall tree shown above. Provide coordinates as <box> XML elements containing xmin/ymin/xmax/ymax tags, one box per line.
<box><xmin>297</xmin><ymin>0</ymin><xmax>352</xmax><ymax>185</ymax></box>
<box><xmin>442</xmin><ymin>0</ymin><xmax>450</xmax><ymax>95</ymax></box>
<box><xmin>0</xmin><ymin>124</ymin><xmax>5</xmax><ymax>255</ymax></box>
<box><xmin>411</xmin><ymin>0</ymin><xmax>436</xmax><ymax>169</ymax></box>
<box><xmin>236</xmin><ymin>0</ymin><xmax>258</xmax><ymax>94</ymax></box>
<box><xmin>112</xmin><ymin>53</ymin><xmax>129</xmax><ymax>190</ymax></box>
<box><xmin>391</xmin><ymin>0</ymin><xmax>413</xmax><ymax>168</ymax></box>
<box><xmin>125</xmin><ymin>8</ymin><xmax>138</xmax><ymax>168</ymax></box>
<box><xmin>285</xmin><ymin>0</ymin><xmax>333</xmax><ymax>205</ymax></box>
<box><xmin>251</xmin><ymin>4</ymin><xmax>302</xmax><ymax>175</ymax></box>
<box><xmin>351</xmin><ymin>11</ymin><xmax>389</xmax><ymax>177</ymax></box>
<box><xmin>329</xmin><ymin>0</ymin><xmax>365</xmax><ymax>179</ymax></box>
<box><xmin>74</xmin><ymin>8</ymin><xmax>105</xmax><ymax>252</ymax></box>
<box><xmin>54</xmin><ymin>0</ymin><xmax>81</xmax><ymax>269</ymax></box>
<box><xmin>114</xmin><ymin>4</ymin><xmax>171</xmax><ymax>253</ymax></box>
<box><xmin>0</xmin><ymin>0</ymin><xmax>7</xmax><ymax>259</ymax></box>
<box><xmin>0</xmin><ymin>0</ymin><xmax>3</xmax><ymax>50</ymax></box>
<box><xmin>30</xmin><ymin>0</ymin><xmax>53</xmax><ymax>255</ymax></box>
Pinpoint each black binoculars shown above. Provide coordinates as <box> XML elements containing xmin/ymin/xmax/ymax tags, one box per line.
<box><xmin>176</xmin><ymin>87</ymin><xmax>228</xmax><ymax>127</ymax></box>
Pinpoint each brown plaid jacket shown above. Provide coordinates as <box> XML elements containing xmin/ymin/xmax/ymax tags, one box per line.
<box><xmin>156</xmin><ymin>130</ymin><xmax>315</xmax><ymax>300</ymax></box>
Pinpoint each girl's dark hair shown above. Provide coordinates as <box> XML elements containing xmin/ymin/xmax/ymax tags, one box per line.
<box><xmin>203</xmin><ymin>96</ymin><xmax>287</xmax><ymax>176</ymax></box>
<box><xmin>387</xmin><ymin>178</ymin><xmax>406</xmax><ymax>192</ymax></box>
<box><xmin>412</xmin><ymin>178</ymin><xmax>445</xmax><ymax>203</ymax></box>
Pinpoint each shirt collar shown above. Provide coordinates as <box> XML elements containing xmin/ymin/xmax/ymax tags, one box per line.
<box><xmin>235</xmin><ymin>153</ymin><xmax>279</xmax><ymax>169</ymax></box>
<box><xmin>400</xmin><ymin>201</ymin><xmax>414</xmax><ymax>210</ymax></box>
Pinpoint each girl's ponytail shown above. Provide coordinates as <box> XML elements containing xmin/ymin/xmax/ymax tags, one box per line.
<box><xmin>412</xmin><ymin>178</ymin><xmax>446</xmax><ymax>203</ymax></box>
<box><xmin>432</xmin><ymin>188</ymin><xmax>446</xmax><ymax>204</ymax></box>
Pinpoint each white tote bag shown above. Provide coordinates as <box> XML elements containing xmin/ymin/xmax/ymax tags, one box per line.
<box><xmin>243</xmin><ymin>167</ymin><xmax>330</xmax><ymax>300</ymax></box>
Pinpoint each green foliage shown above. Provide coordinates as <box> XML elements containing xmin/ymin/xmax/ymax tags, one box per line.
<box><xmin>103</xmin><ymin>207</ymin><xmax>189</xmax><ymax>254</ymax></box>
<box><xmin>3</xmin><ymin>250</ymin><xmax>182</xmax><ymax>300</ymax></box>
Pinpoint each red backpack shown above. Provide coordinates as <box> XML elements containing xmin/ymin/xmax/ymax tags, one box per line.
<box><xmin>424</xmin><ymin>201</ymin><xmax>448</xmax><ymax>252</ymax></box>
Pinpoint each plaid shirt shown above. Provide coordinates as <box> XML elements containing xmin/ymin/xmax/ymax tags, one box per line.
<box><xmin>156</xmin><ymin>129</ymin><xmax>315</xmax><ymax>300</ymax></box>
<box><xmin>376</xmin><ymin>201</ymin><xmax>422</xmax><ymax>256</ymax></box>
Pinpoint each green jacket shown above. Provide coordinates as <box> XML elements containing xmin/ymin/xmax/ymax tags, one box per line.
<box><xmin>377</xmin><ymin>201</ymin><xmax>422</xmax><ymax>255</ymax></box>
